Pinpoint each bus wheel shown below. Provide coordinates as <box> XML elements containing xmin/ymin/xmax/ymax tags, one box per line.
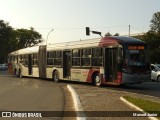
<box><xmin>53</xmin><ymin>71</ymin><xmax>59</xmax><ymax>82</ymax></box>
<box><xmin>93</xmin><ymin>73</ymin><xmax>101</xmax><ymax>86</ymax></box>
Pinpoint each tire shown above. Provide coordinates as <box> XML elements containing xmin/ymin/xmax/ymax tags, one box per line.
<box><xmin>53</xmin><ymin>71</ymin><xmax>59</xmax><ymax>82</ymax></box>
<box><xmin>93</xmin><ymin>73</ymin><xmax>101</xmax><ymax>86</ymax></box>
<box><xmin>157</xmin><ymin>76</ymin><xmax>160</xmax><ymax>82</ymax></box>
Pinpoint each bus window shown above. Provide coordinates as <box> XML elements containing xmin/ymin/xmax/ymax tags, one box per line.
<box><xmin>33</xmin><ymin>53</ymin><xmax>38</xmax><ymax>66</ymax></box>
<box><xmin>72</xmin><ymin>49</ymin><xmax>80</xmax><ymax>66</ymax></box>
<box><xmin>47</xmin><ymin>51</ymin><xmax>54</xmax><ymax>65</ymax></box>
<box><xmin>56</xmin><ymin>51</ymin><xmax>62</xmax><ymax>58</ymax></box>
<box><xmin>92</xmin><ymin>48</ymin><xmax>102</xmax><ymax>66</ymax></box>
<box><xmin>47</xmin><ymin>52</ymin><xmax>49</xmax><ymax>58</ymax></box>
<box><xmin>20</xmin><ymin>55</ymin><xmax>22</xmax><ymax>61</ymax></box>
<box><xmin>51</xmin><ymin>51</ymin><xmax>56</xmax><ymax>58</ymax></box>
<box><xmin>81</xmin><ymin>48</ymin><xmax>91</xmax><ymax>66</ymax></box>
<box><xmin>16</xmin><ymin>56</ymin><xmax>18</xmax><ymax>62</ymax></box>
<box><xmin>54</xmin><ymin>51</ymin><xmax>62</xmax><ymax>66</ymax></box>
<box><xmin>124</xmin><ymin>49</ymin><xmax>149</xmax><ymax>67</ymax></box>
<box><xmin>47</xmin><ymin>59</ymin><xmax>54</xmax><ymax>65</ymax></box>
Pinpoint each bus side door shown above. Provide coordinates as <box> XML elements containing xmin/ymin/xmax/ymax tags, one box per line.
<box><xmin>104</xmin><ymin>48</ymin><xmax>118</xmax><ymax>82</ymax></box>
<box><xmin>63</xmin><ymin>51</ymin><xmax>71</xmax><ymax>78</ymax></box>
<box><xmin>28</xmin><ymin>54</ymin><xmax>33</xmax><ymax>75</ymax></box>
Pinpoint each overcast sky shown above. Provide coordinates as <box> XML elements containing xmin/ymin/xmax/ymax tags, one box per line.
<box><xmin>0</xmin><ymin>0</ymin><xmax>160</xmax><ymax>44</ymax></box>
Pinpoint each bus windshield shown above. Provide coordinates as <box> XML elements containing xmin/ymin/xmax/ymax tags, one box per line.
<box><xmin>124</xmin><ymin>49</ymin><xmax>149</xmax><ymax>67</ymax></box>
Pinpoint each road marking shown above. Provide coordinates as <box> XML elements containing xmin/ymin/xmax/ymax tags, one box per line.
<box><xmin>67</xmin><ymin>84</ymin><xmax>86</xmax><ymax>120</ymax></box>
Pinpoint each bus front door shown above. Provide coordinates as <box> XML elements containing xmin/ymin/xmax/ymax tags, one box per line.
<box><xmin>105</xmin><ymin>48</ymin><xmax>118</xmax><ymax>82</ymax></box>
<box><xmin>28</xmin><ymin>54</ymin><xmax>33</xmax><ymax>75</ymax></box>
<box><xmin>63</xmin><ymin>51</ymin><xmax>71</xmax><ymax>79</ymax></box>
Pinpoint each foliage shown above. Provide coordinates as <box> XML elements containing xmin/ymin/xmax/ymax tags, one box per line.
<box><xmin>0</xmin><ymin>20</ymin><xmax>42</xmax><ymax>63</ymax></box>
<box><xmin>0</xmin><ymin>20</ymin><xmax>16</xmax><ymax>63</ymax></box>
<box><xmin>105</xmin><ymin>32</ymin><xmax>112</xmax><ymax>36</ymax></box>
<box><xmin>114</xmin><ymin>33</ymin><xmax>119</xmax><ymax>36</ymax></box>
<box><xmin>15</xmin><ymin>27</ymin><xmax>42</xmax><ymax>49</ymax></box>
<box><xmin>105</xmin><ymin>32</ymin><xmax>119</xmax><ymax>36</ymax></box>
<box><xmin>142</xmin><ymin>11</ymin><xmax>160</xmax><ymax>64</ymax></box>
<box><xmin>150</xmin><ymin>11</ymin><xmax>160</xmax><ymax>34</ymax></box>
<box><xmin>143</xmin><ymin>31</ymin><xmax>160</xmax><ymax>63</ymax></box>
<box><xmin>134</xmin><ymin>11</ymin><xmax>160</xmax><ymax>63</ymax></box>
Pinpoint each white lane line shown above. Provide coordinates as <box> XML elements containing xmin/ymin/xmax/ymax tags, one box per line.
<box><xmin>67</xmin><ymin>84</ymin><xmax>86</xmax><ymax>120</ymax></box>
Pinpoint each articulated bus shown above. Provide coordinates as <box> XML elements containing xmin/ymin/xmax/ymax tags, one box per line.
<box><xmin>8</xmin><ymin>36</ymin><xmax>151</xmax><ymax>86</ymax></box>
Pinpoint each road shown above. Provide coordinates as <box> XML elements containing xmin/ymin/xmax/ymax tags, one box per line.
<box><xmin>1</xmin><ymin>70</ymin><xmax>160</xmax><ymax>99</ymax></box>
<box><xmin>0</xmin><ymin>70</ymin><xmax>69</xmax><ymax>120</ymax></box>
<box><xmin>125</xmin><ymin>81</ymin><xmax>160</xmax><ymax>98</ymax></box>
<box><xmin>0</xmin><ymin>70</ymin><xmax>160</xmax><ymax>120</ymax></box>
<box><xmin>102</xmin><ymin>81</ymin><xmax>160</xmax><ymax>98</ymax></box>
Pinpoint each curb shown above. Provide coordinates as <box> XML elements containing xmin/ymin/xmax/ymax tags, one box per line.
<box><xmin>120</xmin><ymin>96</ymin><xmax>159</xmax><ymax>120</ymax></box>
<box><xmin>67</xmin><ymin>84</ymin><xmax>86</xmax><ymax>120</ymax></box>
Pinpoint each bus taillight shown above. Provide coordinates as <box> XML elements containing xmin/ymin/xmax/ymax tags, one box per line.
<box><xmin>117</xmin><ymin>72</ymin><xmax>122</xmax><ymax>84</ymax></box>
<box><xmin>8</xmin><ymin>63</ymin><xmax>13</xmax><ymax>73</ymax></box>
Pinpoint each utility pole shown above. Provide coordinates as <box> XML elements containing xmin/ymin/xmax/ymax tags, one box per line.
<box><xmin>129</xmin><ymin>25</ymin><xmax>130</xmax><ymax>36</ymax></box>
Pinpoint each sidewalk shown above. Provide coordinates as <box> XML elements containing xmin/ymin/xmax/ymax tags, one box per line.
<box><xmin>70</xmin><ymin>84</ymin><xmax>160</xmax><ymax>120</ymax></box>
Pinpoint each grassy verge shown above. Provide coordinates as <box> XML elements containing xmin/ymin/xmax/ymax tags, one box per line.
<box><xmin>123</xmin><ymin>96</ymin><xmax>160</xmax><ymax>119</ymax></box>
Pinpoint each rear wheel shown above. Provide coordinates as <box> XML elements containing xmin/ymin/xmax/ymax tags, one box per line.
<box><xmin>53</xmin><ymin>71</ymin><xmax>59</xmax><ymax>82</ymax></box>
<box><xmin>93</xmin><ymin>73</ymin><xmax>101</xmax><ymax>86</ymax></box>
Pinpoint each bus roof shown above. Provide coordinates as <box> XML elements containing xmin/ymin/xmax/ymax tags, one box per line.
<box><xmin>9</xmin><ymin>36</ymin><xmax>146</xmax><ymax>55</ymax></box>
<box><xmin>9</xmin><ymin>46</ymin><xmax>39</xmax><ymax>55</ymax></box>
<box><xmin>111</xmin><ymin>36</ymin><xmax>145</xmax><ymax>43</ymax></box>
<box><xmin>47</xmin><ymin>36</ymin><xmax>145</xmax><ymax>51</ymax></box>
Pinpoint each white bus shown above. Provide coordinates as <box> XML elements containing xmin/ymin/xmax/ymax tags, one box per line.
<box><xmin>8</xmin><ymin>36</ymin><xmax>151</xmax><ymax>86</ymax></box>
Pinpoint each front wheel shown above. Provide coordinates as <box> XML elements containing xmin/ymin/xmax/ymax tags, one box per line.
<box><xmin>53</xmin><ymin>71</ymin><xmax>59</xmax><ymax>82</ymax></box>
<box><xmin>93</xmin><ymin>73</ymin><xmax>101</xmax><ymax>86</ymax></box>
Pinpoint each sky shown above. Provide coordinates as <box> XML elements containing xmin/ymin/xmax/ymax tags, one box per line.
<box><xmin>0</xmin><ymin>0</ymin><xmax>160</xmax><ymax>44</ymax></box>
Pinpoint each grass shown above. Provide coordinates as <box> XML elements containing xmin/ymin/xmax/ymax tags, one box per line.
<box><xmin>123</xmin><ymin>96</ymin><xmax>160</xmax><ymax>119</ymax></box>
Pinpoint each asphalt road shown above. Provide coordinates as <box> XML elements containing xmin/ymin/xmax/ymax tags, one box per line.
<box><xmin>101</xmin><ymin>80</ymin><xmax>160</xmax><ymax>98</ymax></box>
<box><xmin>0</xmin><ymin>70</ymin><xmax>66</xmax><ymax>120</ymax></box>
<box><xmin>122</xmin><ymin>81</ymin><xmax>160</xmax><ymax>97</ymax></box>
<box><xmin>0</xmin><ymin>70</ymin><xmax>160</xmax><ymax>120</ymax></box>
<box><xmin>1</xmin><ymin>70</ymin><xmax>160</xmax><ymax>98</ymax></box>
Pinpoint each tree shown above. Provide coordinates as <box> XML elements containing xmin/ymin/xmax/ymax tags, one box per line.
<box><xmin>0</xmin><ymin>20</ymin><xmax>16</xmax><ymax>63</ymax></box>
<box><xmin>142</xmin><ymin>11</ymin><xmax>160</xmax><ymax>63</ymax></box>
<box><xmin>150</xmin><ymin>11</ymin><xmax>160</xmax><ymax>34</ymax></box>
<box><xmin>0</xmin><ymin>19</ymin><xmax>43</xmax><ymax>63</ymax></box>
<box><xmin>105</xmin><ymin>32</ymin><xmax>112</xmax><ymax>36</ymax></box>
<box><xmin>15</xmin><ymin>27</ymin><xmax>42</xmax><ymax>49</ymax></box>
<box><xmin>143</xmin><ymin>31</ymin><xmax>160</xmax><ymax>63</ymax></box>
<box><xmin>105</xmin><ymin>32</ymin><xmax>119</xmax><ymax>36</ymax></box>
<box><xmin>113</xmin><ymin>33</ymin><xmax>119</xmax><ymax>36</ymax></box>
